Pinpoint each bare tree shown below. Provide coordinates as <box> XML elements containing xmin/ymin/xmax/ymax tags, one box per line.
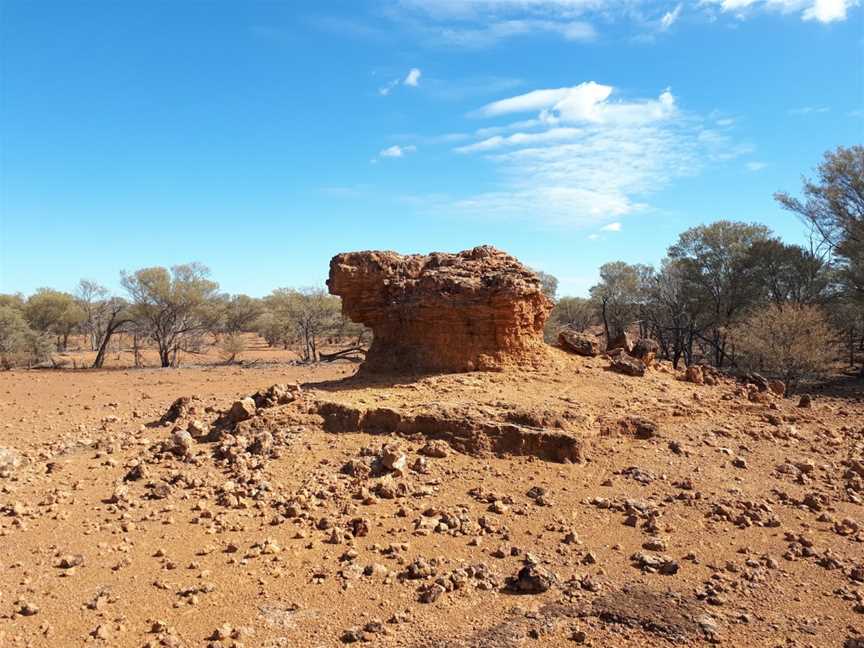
<box><xmin>91</xmin><ymin>297</ymin><xmax>133</xmax><ymax>369</ymax></box>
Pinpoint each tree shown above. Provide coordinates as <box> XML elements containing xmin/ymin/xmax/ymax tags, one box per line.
<box><xmin>545</xmin><ymin>296</ymin><xmax>596</xmax><ymax>343</ymax></box>
<box><xmin>218</xmin><ymin>333</ymin><xmax>246</xmax><ymax>364</ymax></box>
<box><xmin>668</xmin><ymin>221</ymin><xmax>773</xmax><ymax>367</ymax></box>
<box><xmin>262</xmin><ymin>288</ymin><xmax>341</xmax><ymax>362</ymax></box>
<box><xmin>640</xmin><ymin>259</ymin><xmax>701</xmax><ymax>368</ymax></box>
<box><xmin>0</xmin><ymin>305</ymin><xmax>53</xmax><ymax>369</ymax></box>
<box><xmin>534</xmin><ymin>271</ymin><xmax>559</xmax><ymax>301</ymax></box>
<box><xmin>776</xmin><ymin>146</ymin><xmax>864</xmax><ymax>375</ymax></box>
<box><xmin>776</xmin><ymin>145</ymin><xmax>864</xmax><ymax>298</ymax></box>
<box><xmin>549</xmin><ymin>296</ymin><xmax>595</xmax><ymax>331</ymax></box>
<box><xmin>121</xmin><ymin>263</ymin><xmax>220</xmax><ymax>368</ymax></box>
<box><xmin>91</xmin><ymin>297</ymin><xmax>133</xmax><ymax>369</ymax></box>
<box><xmin>24</xmin><ymin>288</ymin><xmax>86</xmax><ymax>351</ymax></box>
<box><xmin>0</xmin><ymin>294</ymin><xmax>25</xmax><ymax>311</ymax></box>
<box><xmin>589</xmin><ymin>262</ymin><xmax>650</xmax><ymax>341</ymax></box>
<box><xmin>221</xmin><ymin>294</ymin><xmax>263</xmax><ymax>335</ymax></box>
<box><xmin>731</xmin><ymin>303</ymin><xmax>838</xmax><ymax>391</ymax></box>
<box><xmin>76</xmin><ymin>279</ymin><xmax>111</xmax><ymax>351</ymax></box>
<box><xmin>744</xmin><ymin>240</ymin><xmax>834</xmax><ymax>306</ymax></box>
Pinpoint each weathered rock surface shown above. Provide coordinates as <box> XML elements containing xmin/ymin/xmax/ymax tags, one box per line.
<box><xmin>609</xmin><ymin>351</ymin><xmax>646</xmax><ymax>377</ymax></box>
<box><xmin>631</xmin><ymin>339</ymin><xmax>659</xmax><ymax>367</ymax></box>
<box><xmin>327</xmin><ymin>246</ymin><xmax>553</xmax><ymax>373</ymax></box>
<box><xmin>558</xmin><ymin>329</ymin><xmax>601</xmax><ymax>357</ymax></box>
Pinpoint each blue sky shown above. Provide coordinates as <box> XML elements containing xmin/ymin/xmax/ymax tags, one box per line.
<box><xmin>1</xmin><ymin>0</ymin><xmax>861</xmax><ymax>297</ymax></box>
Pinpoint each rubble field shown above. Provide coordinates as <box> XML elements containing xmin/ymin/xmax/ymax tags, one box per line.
<box><xmin>1</xmin><ymin>352</ymin><xmax>863</xmax><ymax>647</ymax></box>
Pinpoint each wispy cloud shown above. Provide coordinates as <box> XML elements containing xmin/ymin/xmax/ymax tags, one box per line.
<box><xmin>703</xmin><ymin>0</ymin><xmax>858</xmax><ymax>23</ymax></box>
<box><xmin>434</xmin><ymin>19</ymin><xmax>596</xmax><ymax>47</ymax></box>
<box><xmin>601</xmin><ymin>221</ymin><xmax>622</xmax><ymax>231</ymax></box>
<box><xmin>788</xmin><ymin>105</ymin><xmax>830</xmax><ymax>115</ymax></box>
<box><xmin>434</xmin><ymin>81</ymin><xmax>747</xmax><ymax>225</ymax></box>
<box><xmin>382</xmin><ymin>0</ymin><xmax>857</xmax><ymax>49</ymax></box>
<box><xmin>746</xmin><ymin>161</ymin><xmax>768</xmax><ymax>171</ymax></box>
<box><xmin>378</xmin><ymin>144</ymin><xmax>417</xmax><ymax>159</ymax></box>
<box><xmin>660</xmin><ymin>3</ymin><xmax>683</xmax><ymax>29</ymax></box>
<box><xmin>379</xmin><ymin>67</ymin><xmax>424</xmax><ymax>95</ymax></box>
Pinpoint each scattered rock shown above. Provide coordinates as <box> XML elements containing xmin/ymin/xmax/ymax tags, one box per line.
<box><xmin>419</xmin><ymin>440</ymin><xmax>449</xmax><ymax>458</ymax></box>
<box><xmin>507</xmin><ymin>564</ymin><xmax>556</xmax><ymax>594</ymax></box>
<box><xmin>227</xmin><ymin>397</ymin><xmax>256</xmax><ymax>424</ymax></box>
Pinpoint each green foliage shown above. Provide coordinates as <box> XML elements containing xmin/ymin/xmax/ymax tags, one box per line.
<box><xmin>221</xmin><ymin>294</ymin><xmax>264</xmax><ymax>334</ymax></box>
<box><xmin>534</xmin><ymin>271</ymin><xmax>559</xmax><ymax>301</ymax></box>
<box><xmin>545</xmin><ymin>296</ymin><xmax>596</xmax><ymax>342</ymax></box>
<box><xmin>121</xmin><ymin>263</ymin><xmax>220</xmax><ymax>367</ymax></box>
<box><xmin>731</xmin><ymin>303</ymin><xmax>838</xmax><ymax>390</ymax></box>
<box><xmin>24</xmin><ymin>288</ymin><xmax>86</xmax><ymax>350</ymax></box>
<box><xmin>589</xmin><ymin>261</ymin><xmax>652</xmax><ymax>339</ymax></box>
<box><xmin>260</xmin><ymin>288</ymin><xmax>343</xmax><ymax>361</ymax></box>
<box><xmin>0</xmin><ymin>306</ymin><xmax>53</xmax><ymax>368</ymax></box>
<box><xmin>776</xmin><ymin>145</ymin><xmax>864</xmax><ymax>300</ymax></box>
<box><xmin>0</xmin><ymin>294</ymin><xmax>26</xmax><ymax>311</ymax></box>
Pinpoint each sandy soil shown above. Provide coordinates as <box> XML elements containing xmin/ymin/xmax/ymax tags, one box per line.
<box><xmin>1</xmin><ymin>351</ymin><xmax>863</xmax><ymax>647</ymax></box>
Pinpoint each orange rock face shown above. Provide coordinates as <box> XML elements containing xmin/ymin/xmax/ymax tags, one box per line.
<box><xmin>327</xmin><ymin>245</ymin><xmax>553</xmax><ymax>374</ymax></box>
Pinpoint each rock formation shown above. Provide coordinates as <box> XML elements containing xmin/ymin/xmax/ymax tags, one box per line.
<box><xmin>327</xmin><ymin>245</ymin><xmax>553</xmax><ymax>373</ymax></box>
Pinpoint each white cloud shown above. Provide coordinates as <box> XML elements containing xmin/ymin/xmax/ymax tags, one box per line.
<box><xmin>803</xmin><ymin>0</ymin><xmax>851</xmax><ymax>20</ymax></box>
<box><xmin>436</xmin><ymin>19</ymin><xmax>596</xmax><ymax>47</ymax></box>
<box><xmin>404</xmin><ymin>67</ymin><xmax>422</xmax><ymax>86</ymax></box>
<box><xmin>746</xmin><ymin>161</ymin><xmax>768</xmax><ymax>171</ymax></box>
<box><xmin>455</xmin><ymin>127</ymin><xmax>583</xmax><ymax>153</ymax></box>
<box><xmin>704</xmin><ymin>0</ymin><xmax>858</xmax><ymax>23</ymax></box>
<box><xmin>380</xmin><ymin>67</ymin><xmax>425</xmax><ymax>95</ymax></box>
<box><xmin>379</xmin><ymin>144</ymin><xmax>417</xmax><ymax>158</ymax></box>
<box><xmin>379</xmin><ymin>79</ymin><xmax>400</xmax><ymax>96</ymax></box>
<box><xmin>391</xmin><ymin>0</ymin><xmax>857</xmax><ymax>38</ymax></box>
<box><xmin>788</xmin><ymin>105</ymin><xmax>830</xmax><ymax>115</ymax></box>
<box><xmin>601</xmin><ymin>221</ymin><xmax>622</xmax><ymax>231</ymax></box>
<box><xmin>440</xmin><ymin>82</ymin><xmax>746</xmax><ymax>225</ymax></box>
<box><xmin>474</xmin><ymin>81</ymin><xmax>678</xmax><ymax>127</ymax></box>
<box><xmin>660</xmin><ymin>3</ymin><xmax>683</xmax><ymax>28</ymax></box>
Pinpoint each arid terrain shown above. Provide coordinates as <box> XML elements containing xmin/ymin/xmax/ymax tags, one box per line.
<box><xmin>2</xmin><ymin>350</ymin><xmax>863</xmax><ymax>647</ymax></box>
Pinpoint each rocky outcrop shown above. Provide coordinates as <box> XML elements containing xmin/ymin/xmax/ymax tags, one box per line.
<box><xmin>327</xmin><ymin>246</ymin><xmax>553</xmax><ymax>373</ymax></box>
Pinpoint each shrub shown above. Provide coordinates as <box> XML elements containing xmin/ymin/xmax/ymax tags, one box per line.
<box><xmin>218</xmin><ymin>333</ymin><xmax>246</xmax><ymax>364</ymax></box>
<box><xmin>731</xmin><ymin>303</ymin><xmax>838</xmax><ymax>391</ymax></box>
<box><xmin>0</xmin><ymin>306</ymin><xmax>53</xmax><ymax>369</ymax></box>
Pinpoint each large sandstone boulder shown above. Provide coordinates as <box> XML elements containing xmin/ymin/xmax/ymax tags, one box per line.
<box><xmin>327</xmin><ymin>246</ymin><xmax>553</xmax><ymax>373</ymax></box>
<box><xmin>608</xmin><ymin>350</ymin><xmax>646</xmax><ymax>377</ymax></box>
<box><xmin>558</xmin><ymin>329</ymin><xmax>600</xmax><ymax>357</ymax></box>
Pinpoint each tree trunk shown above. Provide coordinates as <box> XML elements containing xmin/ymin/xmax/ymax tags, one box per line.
<box><xmin>92</xmin><ymin>319</ymin><xmax>131</xmax><ymax>369</ymax></box>
<box><xmin>601</xmin><ymin>299</ymin><xmax>611</xmax><ymax>343</ymax></box>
